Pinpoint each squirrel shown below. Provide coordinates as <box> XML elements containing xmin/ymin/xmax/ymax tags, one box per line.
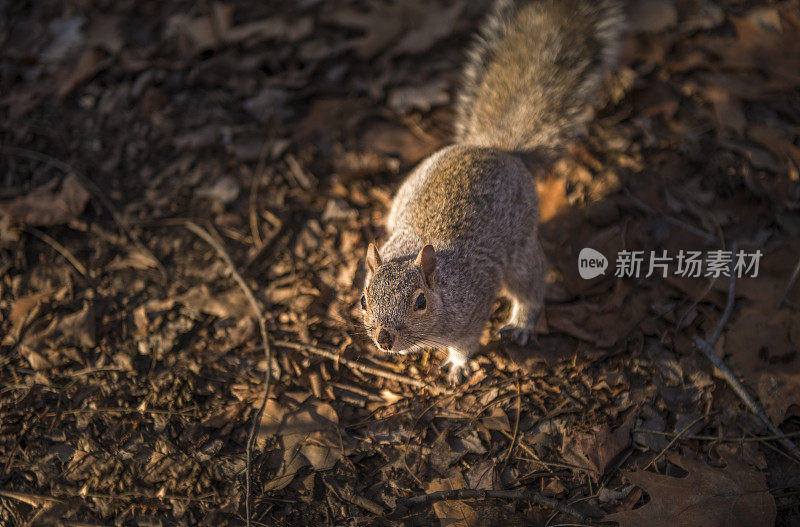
<box><xmin>360</xmin><ymin>0</ymin><xmax>623</xmax><ymax>382</ymax></box>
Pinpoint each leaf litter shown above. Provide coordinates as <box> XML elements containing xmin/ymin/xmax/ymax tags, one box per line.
<box><xmin>1</xmin><ymin>0</ymin><xmax>800</xmax><ymax>526</ymax></box>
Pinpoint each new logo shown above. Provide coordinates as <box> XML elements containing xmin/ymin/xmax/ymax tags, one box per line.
<box><xmin>578</xmin><ymin>248</ymin><xmax>608</xmax><ymax>279</ymax></box>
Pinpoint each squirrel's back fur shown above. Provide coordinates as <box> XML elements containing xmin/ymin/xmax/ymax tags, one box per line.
<box><xmin>456</xmin><ymin>0</ymin><xmax>623</xmax><ymax>151</ymax></box>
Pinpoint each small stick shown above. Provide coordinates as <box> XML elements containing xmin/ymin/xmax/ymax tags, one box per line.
<box><xmin>693</xmin><ymin>243</ymin><xmax>800</xmax><ymax>460</ymax></box>
<box><xmin>501</xmin><ymin>381</ymin><xmax>522</xmax><ymax>471</ymax></box>
<box><xmin>623</xmin><ymin>187</ymin><xmax>717</xmax><ymax>245</ymax></box>
<box><xmin>643</xmin><ymin>414</ymin><xmax>705</xmax><ymax>470</ymax></box>
<box><xmin>778</xmin><ymin>255</ymin><xmax>800</xmax><ymax>308</ymax></box>
<box><xmin>272</xmin><ymin>339</ymin><xmax>444</xmax><ymax>395</ymax></box>
<box><xmin>247</xmin><ymin>139</ymin><xmax>271</xmax><ymax>249</ymax></box>
<box><xmin>634</xmin><ymin>428</ymin><xmax>800</xmax><ymax>443</ymax></box>
<box><xmin>393</xmin><ymin>489</ymin><xmax>593</xmax><ymax>522</ymax></box>
<box><xmin>25</xmin><ymin>226</ymin><xmax>88</xmax><ymax>279</ymax></box>
<box><xmin>184</xmin><ymin>221</ymin><xmax>272</xmax><ymax>527</ymax></box>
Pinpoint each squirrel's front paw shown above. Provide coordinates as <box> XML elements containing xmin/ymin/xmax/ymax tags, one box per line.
<box><xmin>442</xmin><ymin>349</ymin><xmax>469</xmax><ymax>385</ymax></box>
<box><xmin>499</xmin><ymin>325</ymin><xmax>535</xmax><ymax>346</ymax></box>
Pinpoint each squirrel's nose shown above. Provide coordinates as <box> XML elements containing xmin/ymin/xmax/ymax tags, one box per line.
<box><xmin>377</xmin><ymin>328</ymin><xmax>395</xmax><ymax>351</ymax></box>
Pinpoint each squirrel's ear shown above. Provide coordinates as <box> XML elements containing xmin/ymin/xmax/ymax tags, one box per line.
<box><xmin>415</xmin><ymin>245</ymin><xmax>436</xmax><ymax>287</ymax></box>
<box><xmin>366</xmin><ymin>243</ymin><xmax>383</xmax><ymax>274</ymax></box>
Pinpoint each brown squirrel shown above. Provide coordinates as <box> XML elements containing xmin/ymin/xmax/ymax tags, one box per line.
<box><xmin>360</xmin><ymin>0</ymin><xmax>623</xmax><ymax>381</ymax></box>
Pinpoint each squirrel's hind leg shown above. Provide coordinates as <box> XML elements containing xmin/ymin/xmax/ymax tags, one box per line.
<box><xmin>499</xmin><ymin>234</ymin><xmax>546</xmax><ymax>346</ymax></box>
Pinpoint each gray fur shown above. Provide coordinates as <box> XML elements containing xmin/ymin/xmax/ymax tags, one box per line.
<box><xmin>362</xmin><ymin>0</ymin><xmax>622</xmax><ymax>380</ymax></box>
<box><xmin>456</xmin><ymin>0</ymin><xmax>623</xmax><ymax>151</ymax></box>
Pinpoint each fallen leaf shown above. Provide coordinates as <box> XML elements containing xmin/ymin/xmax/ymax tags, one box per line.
<box><xmin>166</xmin><ymin>3</ymin><xmax>312</xmax><ymax>54</ymax></box>
<box><xmin>257</xmin><ymin>395</ymin><xmax>346</xmax><ymax>486</ymax></box>
<box><xmin>536</xmin><ymin>175</ymin><xmax>568</xmax><ymax>222</ymax></box>
<box><xmin>390</xmin><ymin>2</ymin><xmax>465</xmax><ymax>57</ymax></box>
<box><xmin>324</xmin><ymin>4</ymin><xmax>406</xmax><ymax>60</ymax></box>
<box><xmin>701</xmin><ymin>84</ymin><xmax>745</xmax><ymax>136</ymax></box>
<box><xmin>362</xmin><ymin>121</ymin><xmax>441</xmax><ymax>166</ymax></box>
<box><xmin>426</xmin><ymin>473</ymin><xmax>477</xmax><ymax>527</ymax></box>
<box><xmin>194</xmin><ymin>176</ymin><xmax>241</xmax><ymax>205</ymax></box>
<box><xmin>176</xmin><ymin>285</ymin><xmax>252</xmax><ymax>320</ymax></box>
<box><xmin>56</xmin><ymin>47</ymin><xmax>104</xmax><ymax>98</ymax></box>
<box><xmin>388</xmin><ymin>80</ymin><xmax>450</xmax><ymax>114</ymax></box>
<box><xmin>480</xmin><ymin>405</ymin><xmax>511</xmax><ymax>432</ymax></box>
<box><xmin>0</xmin><ymin>174</ymin><xmax>90</xmax><ymax>226</ymax></box>
<box><xmin>725</xmin><ymin>302</ymin><xmax>800</xmax><ymax>424</ymax></box>
<box><xmin>605</xmin><ymin>453</ymin><xmax>775</xmax><ymax>527</ymax></box>
<box><xmin>4</xmin><ymin>292</ymin><xmax>48</xmax><ymax>344</ymax></box>
<box><xmin>85</xmin><ymin>14</ymin><xmax>123</xmax><ymax>53</ymax></box>
<box><xmin>563</xmin><ymin>414</ymin><xmax>633</xmax><ymax>475</ymax></box>
<box><xmin>627</xmin><ymin>0</ymin><xmax>678</xmax><ymax>33</ymax></box>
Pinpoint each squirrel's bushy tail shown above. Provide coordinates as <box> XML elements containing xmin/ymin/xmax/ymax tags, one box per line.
<box><xmin>455</xmin><ymin>0</ymin><xmax>623</xmax><ymax>152</ymax></box>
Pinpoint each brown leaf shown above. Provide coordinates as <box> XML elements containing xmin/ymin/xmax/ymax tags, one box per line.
<box><xmin>53</xmin><ymin>301</ymin><xmax>96</xmax><ymax>348</ymax></box>
<box><xmin>361</xmin><ymin>121</ymin><xmax>441</xmax><ymax>166</ymax></box>
<box><xmin>546</xmin><ymin>288</ymin><xmax>649</xmax><ymax>348</ymax></box>
<box><xmin>702</xmin><ymin>84</ymin><xmax>746</xmax><ymax>136</ymax></box>
<box><xmin>324</xmin><ymin>4</ymin><xmax>406</xmax><ymax>60</ymax></box>
<box><xmin>748</xmin><ymin>124</ymin><xmax>800</xmax><ymax>171</ymax></box>
<box><xmin>166</xmin><ymin>3</ymin><xmax>311</xmax><ymax>54</ymax></box>
<box><xmin>563</xmin><ymin>414</ymin><xmax>633</xmax><ymax>475</ymax></box>
<box><xmin>56</xmin><ymin>47</ymin><xmax>104</xmax><ymax>99</ymax></box>
<box><xmin>388</xmin><ymin>80</ymin><xmax>450</xmax><ymax>114</ymax></box>
<box><xmin>725</xmin><ymin>302</ymin><xmax>800</xmax><ymax>424</ymax></box>
<box><xmin>536</xmin><ymin>175</ymin><xmax>568</xmax><ymax>223</ymax></box>
<box><xmin>3</xmin><ymin>292</ymin><xmax>48</xmax><ymax>344</ymax></box>
<box><xmin>627</xmin><ymin>0</ymin><xmax>678</xmax><ymax>33</ymax></box>
<box><xmin>480</xmin><ymin>406</ymin><xmax>511</xmax><ymax>433</ymax></box>
<box><xmin>0</xmin><ymin>174</ymin><xmax>90</xmax><ymax>226</ymax></box>
<box><xmin>426</xmin><ymin>473</ymin><xmax>477</xmax><ymax>527</ymax></box>
<box><xmin>699</xmin><ymin>6</ymin><xmax>800</xmax><ymax>89</ymax></box>
<box><xmin>605</xmin><ymin>454</ymin><xmax>775</xmax><ymax>527</ymax></box>
<box><xmin>390</xmin><ymin>2</ymin><xmax>465</xmax><ymax>57</ymax></box>
<box><xmin>175</xmin><ymin>285</ymin><xmax>251</xmax><ymax>320</ymax></box>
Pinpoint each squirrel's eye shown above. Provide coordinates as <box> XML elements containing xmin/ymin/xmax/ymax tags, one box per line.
<box><xmin>414</xmin><ymin>293</ymin><xmax>426</xmax><ymax>311</ymax></box>
<box><xmin>360</xmin><ymin>295</ymin><xmax>367</xmax><ymax>310</ymax></box>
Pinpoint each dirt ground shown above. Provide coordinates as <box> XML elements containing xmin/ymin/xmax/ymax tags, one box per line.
<box><xmin>2</xmin><ymin>0</ymin><xmax>800</xmax><ymax>525</ymax></box>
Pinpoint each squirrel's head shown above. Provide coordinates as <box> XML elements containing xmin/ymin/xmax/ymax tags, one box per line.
<box><xmin>360</xmin><ymin>243</ymin><xmax>441</xmax><ymax>354</ymax></box>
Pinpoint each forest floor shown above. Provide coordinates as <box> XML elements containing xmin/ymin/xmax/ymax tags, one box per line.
<box><xmin>2</xmin><ymin>0</ymin><xmax>800</xmax><ymax>525</ymax></box>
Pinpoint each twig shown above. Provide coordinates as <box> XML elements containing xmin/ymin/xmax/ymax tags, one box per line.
<box><xmin>643</xmin><ymin>414</ymin><xmax>705</xmax><ymax>470</ymax></box>
<box><xmin>247</xmin><ymin>139</ymin><xmax>271</xmax><ymax>249</ymax></box>
<box><xmin>24</xmin><ymin>226</ymin><xmax>88</xmax><ymax>279</ymax></box>
<box><xmin>501</xmin><ymin>380</ymin><xmax>522</xmax><ymax>471</ymax></box>
<box><xmin>272</xmin><ymin>339</ymin><xmax>444</xmax><ymax>395</ymax></box>
<box><xmin>623</xmin><ymin>187</ymin><xmax>717</xmax><ymax>245</ymax></box>
<box><xmin>693</xmin><ymin>243</ymin><xmax>800</xmax><ymax>460</ymax></box>
<box><xmin>184</xmin><ymin>221</ymin><xmax>272</xmax><ymax>527</ymax></box>
<box><xmin>634</xmin><ymin>428</ymin><xmax>800</xmax><ymax>443</ymax></box>
<box><xmin>393</xmin><ymin>489</ymin><xmax>593</xmax><ymax>522</ymax></box>
<box><xmin>778</xmin><ymin>255</ymin><xmax>800</xmax><ymax>308</ymax></box>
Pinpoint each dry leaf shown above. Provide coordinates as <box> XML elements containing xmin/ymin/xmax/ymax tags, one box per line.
<box><xmin>324</xmin><ymin>4</ymin><xmax>406</xmax><ymax>59</ymax></box>
<box><xmin>426</xmin><ymin>473</ymin><xmax>477</xmax><ymax>527</ymax></box>
<box><xmin>0</xmin><ymin>174</ymin><xmax>90</xmax><ymax>226</ymax></box>
<box><xmin>173</xmin><ymin>285</ymin><xmax>251</xmax><ymax>320</ymax></box>
<box><xmin>390</xmin><ymin>2</ymin><xmax>465</xmax><ymax>57</ymax></box>
<box><xmin>725</xmin><ymin>303</ymin><xmax>800</xmax><ymax>424</ymax></box>
<box><xmin>480</xmin><ymin>405</ymin><xmax>511</xmax><ymax>432</ymax></box>
<box><xmin>4</xmin><ymin>292</ymin><xmax>48</xmax><ymax>344</ymax></box>
<box><xmin>56</xmin><ymin>47</ymin><xmax>104</xmax><ymax>98</ymax></box>
<box><xmin>388</xmin><ymin>80</ymin><xmax>450</xmax><ymax>114</ymax></box>
<box><xmin>166</xmin><ymin>3</ymin><xmax>311</xmax><ymax>54</ymax></box>
<box><xmin>605</xmin><ymin>454</ymin><xmax>775</xmax><ymax>527</ymax></box>
<box><xmin>536</xmin><ymin>175</ymin><xmax>568</xmax><ymax>222</ymax></box>
<box><xmin>563</xmin><ymin>413</ymin><xmax>633</xmax><ymax>475</ymax></box>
